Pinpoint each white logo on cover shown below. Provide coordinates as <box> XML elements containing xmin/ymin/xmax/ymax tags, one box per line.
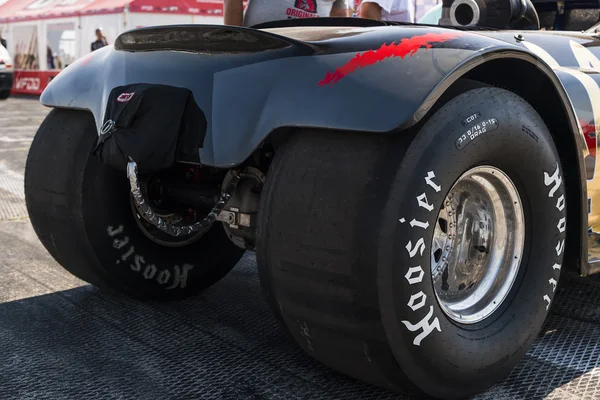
<box><xmin>117</xmin><ymin>92</ymin><xmax>135</xmax><ymax>103</ymax></box>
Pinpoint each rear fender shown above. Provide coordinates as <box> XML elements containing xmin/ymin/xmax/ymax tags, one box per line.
<box><xmin>42</xmin><ymin>25</ymin><xmax>528</xmax><ymax>167</ymax></box>
<box><xmin>41</xmin><ymin>24</ymin><xmax>588</xmax><ymax>272</ymax></box>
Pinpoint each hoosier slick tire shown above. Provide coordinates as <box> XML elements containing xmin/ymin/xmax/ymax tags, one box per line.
<box><xmin>256</xmin><ymin>87</ymin><xmax>567</xmax><ymax>399</ymax></box>
<box><xmin>25</xmin><ymin>109</ymin><xmax>244</xmax><ymax>300</ymax></box>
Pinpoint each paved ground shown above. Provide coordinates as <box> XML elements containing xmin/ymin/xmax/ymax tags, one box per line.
<box><xmin>1</xmin><ymin>96</ymin><xmax>600</xmax><ymax>400</ymax></box>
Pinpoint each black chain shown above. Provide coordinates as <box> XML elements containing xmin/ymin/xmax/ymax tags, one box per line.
<box><xmin>126</xmin><ymin>159</ymin><xmax>240</xmax><ymax>237</ymax></box>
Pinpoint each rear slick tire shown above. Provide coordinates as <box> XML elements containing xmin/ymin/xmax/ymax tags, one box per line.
<box><xmin>256</xmin><ymin>87</ymin><xmax>566</xmax><ymax>399</ymax></box>
<box><xmin>25</xmin><ymin>108</ymin><xmax>244</xmax><ymax>300</ymax></box>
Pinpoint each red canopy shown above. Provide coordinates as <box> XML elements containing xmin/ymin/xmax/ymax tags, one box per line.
<box><xmin>0</xmin><ymin>0</ymin><xmax>226</xmax><ymax>23</ymax></box>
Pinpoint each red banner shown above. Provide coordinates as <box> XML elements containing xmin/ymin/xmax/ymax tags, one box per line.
<box><xmin>11</xmin><ymin>70</ymin><xmax>61</xmax><ymax>95</ymax></box>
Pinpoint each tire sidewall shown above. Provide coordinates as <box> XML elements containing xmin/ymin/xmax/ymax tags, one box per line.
<box><xmin>78</xmin><ymin>123</ymin><xmax>244</xmax><ymax>299</ymax></box>
<box><xmin>377</xmin><ymin>88</ymin><xmax>567</xmax><ymax>397</ymax></box>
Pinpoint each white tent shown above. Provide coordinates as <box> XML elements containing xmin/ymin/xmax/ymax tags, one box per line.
<box><xmin>0</xmin><ymin>0</ymin><xmax>226</xmax><ymax>94</ymax></box>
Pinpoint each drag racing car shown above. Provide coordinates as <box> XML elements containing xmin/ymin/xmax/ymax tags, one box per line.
<box><xmin>22</xmin><ymin>0</ymin><xmax>600</xmax><ymax>398</ymax></box>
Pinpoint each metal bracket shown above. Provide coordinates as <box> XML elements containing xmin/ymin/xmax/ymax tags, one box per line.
<box><xmin>217</xmin><ymin>207</ymin><xmax>254</xmax><ymax>229</ymax></box>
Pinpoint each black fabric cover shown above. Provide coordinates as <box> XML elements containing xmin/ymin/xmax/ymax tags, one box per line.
<box><xmin>92</xmin><ymin>83</ymin><xmax>206</xmax><ymax>174</ymax></box>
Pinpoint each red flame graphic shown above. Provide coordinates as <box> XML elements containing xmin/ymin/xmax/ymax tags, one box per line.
<box><xmin>318</xmin><ymin>32</ymin><xmax>462</xmax><ymax>87</ymax></box>
<box><xmin>580</xmin><ymin>118</ymin><xmax>597</xmax><ymax>157</ymax></box>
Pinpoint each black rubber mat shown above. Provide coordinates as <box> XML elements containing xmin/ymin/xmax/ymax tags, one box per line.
<box><xmin>0</xmin><ymin>253</ymin><xmax>598</xmax><ymax>400</ymax></box>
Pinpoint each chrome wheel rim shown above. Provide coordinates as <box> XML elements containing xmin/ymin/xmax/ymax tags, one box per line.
<box><xmin>430</xmin><ymin>166</ymin><xmax>525</xmax><ymax>324</ymax></box>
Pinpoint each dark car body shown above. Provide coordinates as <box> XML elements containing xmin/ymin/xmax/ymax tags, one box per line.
<box><xmin>38</xmin><ymin>21</ymin><xmax>600</xmax><ymax>276</ymax></box>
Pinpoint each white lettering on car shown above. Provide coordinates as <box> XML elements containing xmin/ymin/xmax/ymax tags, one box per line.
<box><xmin>15</xmin><ymin>77</ymin><xmax>40</xmax><ymax>91</ymax></box>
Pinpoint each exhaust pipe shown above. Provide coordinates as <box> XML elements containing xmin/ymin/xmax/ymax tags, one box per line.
<box><xmin>449</xmin><ymin>0</ymin><xmax>484</xmax><ymax>27</ymax></box>
<box><xmin>440</xmin><ymin>0</ymin><xmax>539</xmax><ymax>29</ymax></box>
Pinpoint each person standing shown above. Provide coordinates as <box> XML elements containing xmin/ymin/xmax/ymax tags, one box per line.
<box><xmin>224</xmin><ymin>0</ymin><xmax>351</xmax><ymax>27</ymax></box>
<box><xmin>358</xmin><ymin>0</ymin><xmax>415</xmax><ymax>22</ymax></box>
<box><xmin>91</xmin><ymin>28</ymin><xmax>108</xmax><ymax>52</ymax></box>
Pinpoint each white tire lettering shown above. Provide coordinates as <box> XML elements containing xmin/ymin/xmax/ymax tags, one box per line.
<box><xmin>401</xmin><ymin>170</ymin><xmax>443</xmax><ymax>346</ymax></box>
<box><xmin>425</xmin><ymin>171</ymin><xmax>442</xmax><ymax>192</ymax></box>
<box><xmin>543</xmin><ymin>294</ymin><xmax>552</xmax><ymax>310</ymax></box>
<box><xmin>557</xmin><ymin>217</ymin><xmax>566</xmax><ymax>233</ymax></box>
<box><xmin>407</xmin><ymin>291</ymin><xmax>427</xmax><ymax>311</ymax></box>
<box><xmin>107</xmin><ymin>225</ymin><xmax>124</xmax><ymax>237</ymax></box>
<box><xmin>131</xmin><ymin>255</ymin><xmax>145</xmax><ymax>272</ymax></box>
<box><xmin>555</xmin><ymin>240</ymin><xmax>565</xmax><ymax>256</ymax></box>
<box><xmin>556</xmin><ymin>195</ymin><xmax>565</xmax><ymax>211</ymax></box>
<box><xmin>549</xmin><ymin>278</ymin><xmax>557</xmax><ymax>292</ymax></box>
<box><xmin>167</xmin><ymin>264</ymin><xmax>193</xmax><ymax>290</ymax></box>
<box><xmin>113</xmin><ymin>236</ymin><xmax>129</xmax><ymax>250</ymax></box>
<box><xmin>108</xmin><ymin>225</ymin><xmax>195</xmax><ymax>290</ymax></box>
<box><xmin>543</xmin><ymin>163</ymin><xmax>562</xmax><ymax>198</ymax></box>
<box><xmin>157</xmin><ymin>270</ymin><xmax>171</xmax><ymax>285</ymax></box>
<box><xmin>409</xmin><ymin>219</ymin><xmax>429</xmax><ymax>229</ymax></box>
<box><xmin>406</xmin><ymin>238</ymin><xmax>426</xmax><ymax>258</ymax></box>
<box><xmin>405</xmin><ymin>266</ymin><xmax>424</xmax><ymax>284</ymax></box>
<box><xmin>542</xmin><ymin>164</ymin><xmax>565</xmax><ymax>310</ymax></box>
<box><xmin>121</xmin><ymin>246</ymin><xmax>135</xmax><ymax>261</ymax></box>
<box><xmin>416</xmin><ymin>193</ymin><xmax>434</xmax><ymax>212</ymax></box>
<box><xmin>401</xmin><ymin>306</ymin><xmax>442</xmax><ymax>346</ymax></box>
<box><xmin>143</xmin><ymin>264</ymin><xmax>157</xmax><ymax>279</ymax></box>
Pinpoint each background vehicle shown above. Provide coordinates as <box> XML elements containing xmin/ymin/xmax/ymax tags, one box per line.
<box><xmin>0</xmin><ymin>43</ymin><xmax>13</xmax><ymax>100</ymax></box>
<box><xmin>420</xmin><ymin>0</ymin><xmax>600</xmax><ymax>30</ymax></box>
<box><xmin>21</xmin><ymin>0</ymin><xmax>600</xmax><ymax>398</ymax></box>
